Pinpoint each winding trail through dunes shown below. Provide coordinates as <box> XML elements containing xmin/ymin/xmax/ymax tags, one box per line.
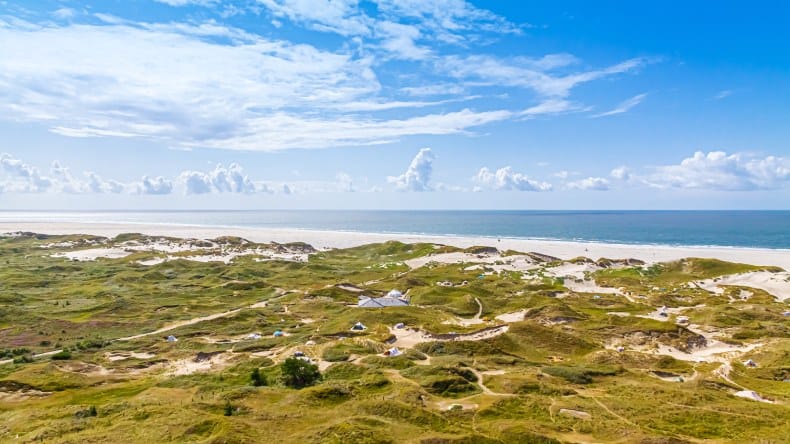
<box><xmin>116</xmin><ymin>308</ymin><xmax>245</xmax><ymax>341</ymax></box>
<box><xmin>117</xmin><ymin>288</ymin><xmax>289</xmax><ymax>342</ymax></box>
<box><xmin>2</xmin><ymin>291</ymin><xmax>290</xmax><ymax>366</ymax></box>
<box><xmin>445</xmin><ymin>297</ymin><xmax>486</xmax><ymax>327</ymax></box>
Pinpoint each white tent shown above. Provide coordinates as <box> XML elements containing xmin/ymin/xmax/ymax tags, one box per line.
<box><xmin>351</xmin><ymin>322</ymin><xmax>367</xmax><ymax>331</ymax></box>
<box><xmin>166</xmin><ymin>335</ymin><xmax>178</xmax><ymax>342</ymax></box>
<box><xmin>386</xmin><ymin>289</ymin><xmax>403</xmax><ymax>298</ymax></box>
<box><xmin>387</xmin><ymin>347</ymin><xmax>402</xmax><ymax>357</ymax></box>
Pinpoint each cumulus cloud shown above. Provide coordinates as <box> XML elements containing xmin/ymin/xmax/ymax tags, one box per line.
<box><xmin>85</xmin><ymin>172</ymin><xmax>126</xmax><ymax>194</ymax></box>
<box><xmin>473</xmin><ymin>166</ymin><xmax>552</xmax><ymax>191</ymax></box>
<box><xmin>591</xmin><ymin>93</ymin><xmax>647</xmax><ymax>118</ymax></box>
<box><xmin>0</xmin><ymin>152</ymin><xmax>53</xmax><ymax>192</ymax></box>
<box><xmin>335</xmin><ymin>172</ymin><xmax>355</xmax><ymax>192</ymax></box>
<box><xmin>137</xmin><ymin>176</ymin><xmax>174</xmax><ymax>195</ymax></box>
<box><xmin>49</xmin><ymin>161</ymin><xmax>83</xmax><ymax>193</ymax></box>
<box><xmin>644</xmin><ymin>151</ymin><xmax>790</xmax><ymax>191</ymax></box>
<box><xmin>178</xmin><ymin>163</ymin><xmax>259</xmax><ymax>195</ymax></box>
<box><xmin>610</xmin><ymin>166</ymin><xmax>631</xmax><ymax>181</ymax></box>
<box><xmin>567</xmin><ymin>177</ymin><xmax>610</xmax><ymax>191</ymax></box>
<box><xmin>388</xmin><ymin>148</ymin><xmax>435</xmax><ymax>191</ymax></box>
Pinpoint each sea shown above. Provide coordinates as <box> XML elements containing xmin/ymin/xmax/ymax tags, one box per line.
<box><xmin>1</xmin><ymin>210</ymin><xmax>789</xmax><ymax>250</ymax></box>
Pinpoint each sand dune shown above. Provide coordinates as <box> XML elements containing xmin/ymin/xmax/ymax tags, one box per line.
<box><xmin>4</xmin><ymin>221</ymin><xmax>789</xmax><ymax>269</ymax></box>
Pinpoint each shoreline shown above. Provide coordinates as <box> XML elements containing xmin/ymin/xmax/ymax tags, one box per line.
<box><xmin>2</xmin><ymin>221</ymin><xmax>790</xmax><ymax>270</ymax></box>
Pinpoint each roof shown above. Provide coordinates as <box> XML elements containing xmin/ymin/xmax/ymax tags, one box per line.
<box><xmin>358</xmin><ymin>297</ymin><xmax>409</xmax><ymax>308</ymax></box>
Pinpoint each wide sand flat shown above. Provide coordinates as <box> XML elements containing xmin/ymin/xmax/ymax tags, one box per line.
<box><xmin>2</xmin><ymin>221</ymin><xmax>789</xmax><ymax>269</ymax></box>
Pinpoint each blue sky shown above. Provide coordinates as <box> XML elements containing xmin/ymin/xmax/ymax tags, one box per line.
<box><xmin>0</xmin><ymin>0</ymin><xmax>788</xmax><ymax>209</ymax></box>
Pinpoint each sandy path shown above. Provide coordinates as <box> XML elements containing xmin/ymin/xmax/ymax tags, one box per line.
<box><xmin>116</xmin><ymin>308</ymin><xmax>245</xmax><ymax>341</ymax></box>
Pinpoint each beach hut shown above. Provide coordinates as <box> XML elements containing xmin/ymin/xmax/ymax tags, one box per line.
<box><xmin>166</xmin><ymin>335</ymin><xmax>178</xmax><ymax>343</ymax></box>
<box><xmin>351</xmin><ymin>322</ymin><xmax>367</xmax><ymax>331</ymax></box>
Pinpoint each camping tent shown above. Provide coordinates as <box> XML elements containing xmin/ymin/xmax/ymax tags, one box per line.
<box><xmin>351</xmin><ymin>322</ymin><xmax>367</xmax><ymax>331</ymax></box>
<box><xmin>386</xmin><ymin>289</ymin><xmax>403</xmax><ymax>298</ymax></box>
<box><xmin>386</xmin><ymin>347</ymin><xmax>402</xmax><ymax>357</ymax></box>
<box><xmin>166</xmin><ymin>335</ymin><xmax>178</xmax><ymax>342</ymax></box>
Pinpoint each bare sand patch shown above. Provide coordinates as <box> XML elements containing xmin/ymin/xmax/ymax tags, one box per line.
<box><xmin>696</xmin><ymin>271</ymin><xmax>790</xmax><ymax>302</ymax></box>
<box><xmin>388</xmin><ymin>325</ymin><xmax>509</xmax><ymax>349</ymax></box>
<box><xmin>52</xmin><ymin>247</ymin><xmax>132</xmax><ymax>261</ymax></box>
<box><xmin>559</xmin><ymin>408</ymin><xmax>592</xmax><ymax>420</ymax></box>
<box><xmin>167</xmin><ymin>352</ymin><xmax>233</xmax><ymax>376</ymax></box>
<box><xmin>734</xmin><ymin>390</ymin><xmax>774</xmax><ymax>403</ymax></box>
<box><xmin>106</xmin><ymin>352</ymin><xmax>156</xmax><ymax>361</ymax></box>
<box><xmin>495</xmin><ymin>310</ymin><xmax>527</xmax><ymax>323</ymax></box>
<box><xmin>562</xmin><ymin>278</ymin><xmax>623</xmax><ymax>295</ymax></box>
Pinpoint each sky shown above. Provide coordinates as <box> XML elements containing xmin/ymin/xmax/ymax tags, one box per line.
<box><xmin>0</xmin><ymin>0</ymin><xmax>788</xmax><ymax>210</ymax></box>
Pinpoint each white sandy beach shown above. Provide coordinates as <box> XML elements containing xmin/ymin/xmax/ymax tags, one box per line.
<box><xmin>2</xmin><ymin>221</ymin><xmax>789</xmax><ymax>270</ymax></box>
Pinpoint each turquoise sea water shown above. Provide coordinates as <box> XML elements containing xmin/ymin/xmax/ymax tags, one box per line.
<box><xmin>1</xmin><ymin>210</ymin><xmax>789</xmax><ymax>249</ymax></box>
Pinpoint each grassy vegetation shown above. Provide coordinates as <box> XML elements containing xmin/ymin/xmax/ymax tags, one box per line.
<box><xmin>0</xmin><ymin>233</ymin><xmax>788</xmax><ymax>443</ymax></box>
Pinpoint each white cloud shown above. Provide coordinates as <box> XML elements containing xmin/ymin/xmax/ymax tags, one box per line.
<box><xmin>374</xmin><ymin>0</ymin><xmax>522</xmax><ymax>43</ymax></box>
<box><xmin>519</xmin><ymin>99</ymin><xmax>585</xmax><ymax>117</ymax></box>
<box><xmin>375</xmin><ymin>21</ymin><xmax>431</xmax><ymax>60</ymax></box>
<box><xmin>85</xmin><ymin>172</ymin><xmax>126</xmax><ymax>194</ymax></box>
<box><xmin>194</xmin><ymin>109</ymin><xmax>513</xmax><ymax>151</ymax></box>
<box><xmin>257</xmin><ymin>0</ymin><xmax>371</xmax><ymax>36</ymax></box>
<box><xmin>256</xmin><ymin>0</ymin><xmax>520</xmax><ymax>44</ymax></box>
<box><xmin>0</xmin><ymin>19</ymin><xmax>521</xmax><ymax>151</ymax></box>
<box><xmin>137</xmin><ymin>176</ymin><xmax>174</xmax><ymax>195</ymax></box>
<box><xmin>713</xmin><ymin>90</ymin><xmax>732</xmax><ymax>100</ymax></box>
<box><xmin>388</xmin><ymin>148</ymin><xmax>435</xmax><ymax>191</ymax></box>
<box><xmin>49</xmin><ymin>161</ymin><xmax>84</xmax><ymax>193</ymax></box>
<box><xmin>473</xmin><ymin>166</ymin><xmax>552</xmax><ymax>191</ymax></box>
<box><xmin>400</xmin><ymin>84</ymin><xmax>465</xmax><ymax>97</ymax></box>
<box><xmin>441</xmin><ymin>55</ymin><xmax>649</xmax><ymax>99</ymax></box>
<box><xmin>335</xmin><ymin>172</ymin><xmax>355</xmax><ymax>192</ymax></box>
<box><xmin>0</xmin><ymin>152</ymin><xmax>53</xmax><ymax>192</ymax></box>
<box><xmin>52</xmin><ymin>8</ymin><xmax>76</xmax><ymax>20</ymax></box>
<box><xmin>567</xmin><ymin>177</ymin><xmax>610</xmax><ymax>191</ymax></box>
<box><xmin>644</xmin><ymin>151</ymin><xmax>790</xmax><ymax>191</ymax></box>
<box><xmin>178</xmin><ymin>163</ymin><xmax>259</xmax><ymax>195</ymax></box>
<box><xmin>591</xmin><ymin>93</ymin><xmax>647</xmax><ymax>118</ymax></box>
<box><xmin>154</xmin><ymin>0</ymin><xmax>219</xmax><ymax>6</ymax></box>
<box><xmin>610</xmin><ymin>166</ymin><xmax>631</xmax><ymax>181</ymax></box>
